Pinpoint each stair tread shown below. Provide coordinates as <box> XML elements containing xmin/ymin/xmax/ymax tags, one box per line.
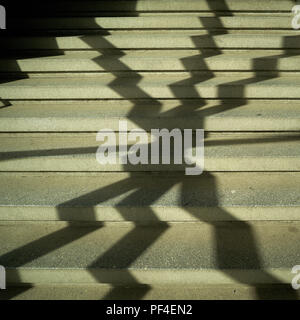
<box><xmin>0</xmin><ymin>172</ymin><xmax>299</xmax><ymax>222</ymax></box>
<box><xmin>0</xmin><ymin>133</ymin><xmax>300</xmax><ymax>171</ymax></box>
<box><xmin>3</xmin><ymin>283</ymin><xmax>299</xmax><ymax>300</ymax></box>
<box><xmin>1</xmin><ymin>0</ymin><xmax>299</xmax><ymax>300</ymax></box>
<box><xmin>2</xmin><ymin>50</ymin><xmax>300</xmax><ymax>72</ymax></box>
<box><xmin>16</xmin><ymin>0</ymin><xmax>296</xmax><ymax>13</ymax></box>
<box><xmin>2</xmin><ymin>32</ymin><xmax>300</xmax><ymax>50</ymax></box>
<box><xmin>2</xmin><ymin>74</ymin><xmax>300</xmax><ymax>99</ymax></box>
<box><xmin>1</xmin><ymin>100</ymin><xmax>300</xmax><ymax>132</ymax></box>
<box><xmin>8</xmin><ymin>15</ymin><xmax>295</xmax><ymax>30</ymax></box>
<box><xmin>0</xmin><ymin>222</ymin><xmax>299</xmax><ymax>285</ymax></box>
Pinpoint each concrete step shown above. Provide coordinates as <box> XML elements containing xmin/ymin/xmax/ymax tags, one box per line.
<box><xmin>1</xmin><ymin>100</ymin><xmax>300</xmax><ymax>132</ymax></box>
<box><xmin>2</xmin><ymin>50</ymin><xmax>300</xmax><ymax>72</ymax></box>
<box><xmin>13</xmin><ymin>0</ymin><xmax>296</xmax><ymax>14</ymax></box>
<box><xmin>2</xmin><ymin>283</ymin><xmax>299</xmax><ymax>300</ymax></box>
<box><xmin>1</xmin><ymin>0</ymin><xmax>299</xmax><ymax>302</ymax></box>
<box><xmin>1</xmin><ymin>133</ymin><xmax>300</xmax><ymax>172</ymax></box>
<box><xmin>8</xmin><ymin>15</ymin><xmax>295</xmax><ymax>30</ymax></box>
<box><xmin>2</xmin><ymin>32</ymin><xmax>300</xmax><ymax>50</ymax></box>
<box><xmin>0</xmin><ymin>222</ymin><xmax>299</xmax><ymax>291</ymax></box>
<box><xmin>0</xmin><ymin>172</ymin><xmax>300</xmax><ymax>222</ymax></box>
<box><xmin>1</xmin><ymin>74</ymin><xmax>300</xmax><ymax>99</ymax></box>
<box><xmin>2</xmin><ymin>71</ymin><xmax>298</xmax><ymax>79</ymax></box>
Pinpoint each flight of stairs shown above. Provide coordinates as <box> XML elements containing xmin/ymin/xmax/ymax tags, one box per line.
<box><xmin>1</xmin><ymin>0</ymin><xmax>300</xmax><ymax>300</ymax></box>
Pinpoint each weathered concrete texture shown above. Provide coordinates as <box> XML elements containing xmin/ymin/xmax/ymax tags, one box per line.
<box><xmin>0</xmin><ymin>172</ymin><xmax>300</xmax><ymax>222</ymax></box>
<box><xmin>2</xmin><ymin>32</ymin><xmax>300</xmax><ymax>50</ymax></box>
<box><xmin>1</xmin><ymin>99</ymin><xmax>300</xmax><ymax>132</ymax></box>
<box><xmin>1</xmin><ymin>0</ymin><xmax>300</xmax><ymax>301</ymax></box>
<box><xmin>0</xmin><ymin>133</ymin><xmax>300</xmax><ymax>171</ymax></box>
<box><xmin>2</xmin><ymin>50</ymin><xmax>300</xmax><ymax>72</ymax></box>
<box><xmin>32</xmin><ymin>0</ymin><xmax>297</xmax><ymax>13</ymax></box>
<box><xmin>0</xmin><ymin>222</ymin><xmax>299</xmax><ymax>285</ymax></box>
<box><xmin>1</xmin><ymin>74</ymin><xmax>300</xmax><ymax>99</ymax></box>
<box><xmin>8</xmin><ymin>15</ymin><xmax>294</xmax><ymax>30</ymax></box>
<box><xmin>2</xmin><ymin>284</ymin><xmax>299</xmax><ymax>300</ymax></box>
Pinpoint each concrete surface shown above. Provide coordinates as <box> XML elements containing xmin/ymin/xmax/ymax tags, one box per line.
<box><xmin>2</xmin><ymin>74</ymin><xmax>300</xmax><ymax>99</ymax></box>
<box><xmin>31</xmin><ymin>0</ymin><xmax>298</xmax><ymax>13</ymax></box>
<box><xmin>2</xmin><ymin>284</ymin><xmax>299</xmax><ymax>300</ymax></box>
<box><xmin>0</xmin><ymin>222</ymin><xmax>299</xmax><ymax>286</ymax></box>
<box><xmin>1</xmin><ymin>0</ymin><xmax>300</xmax><ymax>300</ymax></box>
<box><xmin>1</xmin><ymin>132</ymin><xmax>300</xmax><ymax>171</ymax></box>
<box><xmin>2</xmin><ymin>32</ymin><xmax>300</xmax><ymax>50</ymax></box>
<box><xmin>8</xmin><ymin>15</ymin><xmax>295</xmax><ymax>30</ymax></box>
<box><xmin>2</xmin><ymin>50</ymin><xmax>300</xmax><ymax>72</ymax></box>
<box><xmin>1</xmin><ymin>99</ymin><xmax>300</xmax><ymax>132</ymax></box>
<box><xmin>0</xmin><ymin>172</ymin><xmax>300</xmax><ymax>222</ymax></box>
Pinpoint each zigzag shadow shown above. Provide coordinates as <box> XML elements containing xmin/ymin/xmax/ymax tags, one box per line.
<box><xmin>1</xmin><ymin>0</ymin><xmax>299</xmax><ymax>300</ymax></box>
<box><xmin>79</xmin><ymin>0</ymin><xmax>300</xmax><ymax>299</ymax></box>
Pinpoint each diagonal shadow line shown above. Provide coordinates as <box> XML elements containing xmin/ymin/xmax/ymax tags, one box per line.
<box><xmin>0</xmin><ymin>0</ymin><xmax>93</xmax><ymax>299</ymax></box>
<box><xmin>0</xmin><ymin>178</ymin><xmax>136</xmax><ymax>274</ymax></box>
<box><xmin>181</xmin><ymin>174</ymin><xmax>299</xmax><ymax>299</ymax></box>
<box><xmin>63</xmin><ymin>25</ymin><xmax>180</xmax><ymax>291</ymax></box>
<box><xmin>0</xmin><ymin>0</ymin><xmax>170</xmax><ymax>299</ymax></box>
<box><xmin>2</xmin><ymin>133</ymin><xmax>300</xmax><ymax>163</ymax></box>
<box><xmin>31</xmin><ymin>9</ymin><xmax>300</xmax><ymax>299</ymax></box>
<box><xmin>0</xmin><ymin>223</ymin><xmax>102</xmax><ymax>268</ymax></box>
<box><xmin>209</xmin><ymin>11</ymin><xmax>300</xmax><ymax>301</ymax></box>
<box><xmin>0</xmin><ymin>0</ymin><xmax>67</xmax><ymax>106</ymax></box>
<box><xmin>84</xmin><ymin>3</ymin><xmax>299</xmax><ymax>297</ymax></box>
<box><xmin>57</xmin><ymin>175</ymin><xmax>172</xmax><ymax>299</ymax></box>
<box><xmin>1</xmin><ymin>0</ymin><xmax>300</xmax><ymax>300</ymax></box>
<box><xmin>1</xmin><ymin>0</ymin><xmax>166</xmax><ymax>300</ymax></box>
<box><xmin>166</xmin><ymin>0</ymin><xmax>300</xmax><ymax>299</ymax></box>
